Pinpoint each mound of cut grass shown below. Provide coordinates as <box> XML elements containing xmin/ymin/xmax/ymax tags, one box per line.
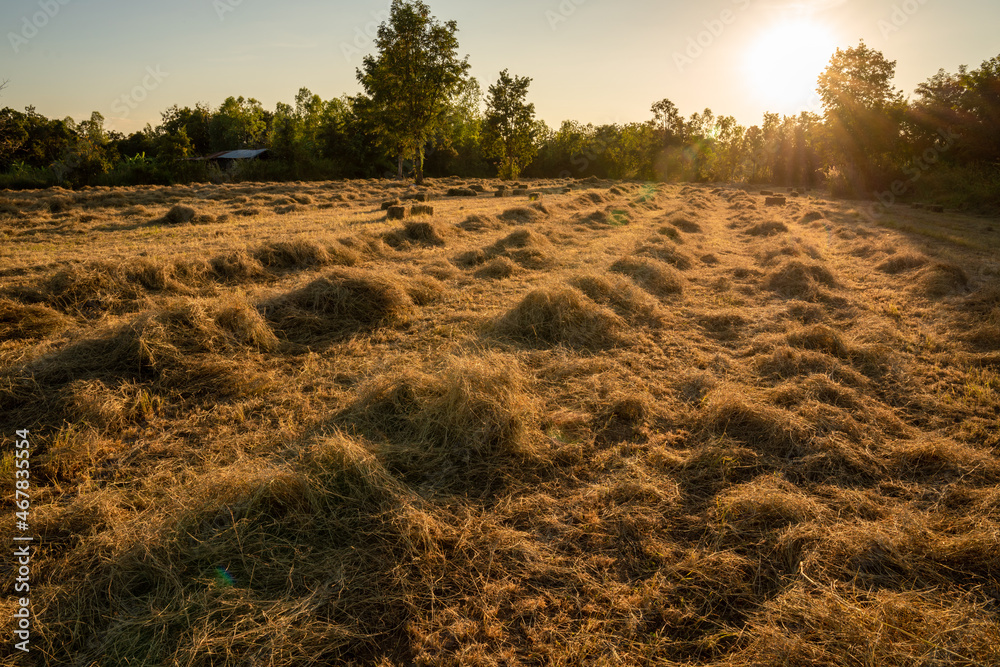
<box><xmin>877</xmin><ymin>252</ymin><xmax>928</xmax><ymax>274</ymax></box>
<box><xmin>0</xmin><ymin>299</ymin><xmax>72</xmax><ymax>340</ymax></box>
<box><xmin>474</xmin><ymin>256</ymin><xmax>519</xmax><ymax>280</ymax></box>
<box><xmin>345</xmin><ymin>353</ymin><xmax>543</xmax><ymax>492</ymax></box>
<box><xmin>385</xmin><ymin>220</ymin><xmax>447</xmax><ymax>248</ymax></box>
<box><xmin>274</xmin><ymin>203</ymin><xmax>306</xmax><ymax>215</ymax></box>
<box><xmin>787</xmin><ymin>324</ymin><xmax>850</xmax><ymax>358</ymax></box>
<box><xmin>41</xmin><ymin>258</ymin><xmax>200</xmax><ymax>314</ymax></box>
<box><xmin>713</xmin><ymin>475</ymin><xmax>828</xmax><ymax>532</ymax></box>
<box><xmin>48</xmin><ymin>195</ymin><xmax>73</xmax><ymax>214</ymax></box>
<box><xmin>458</xmin><ymin>213</ymin><xmax>500</xmax><ymax>231</ymax></box>
<box><xmin>769</xmin><ymin>374</ymin><xmax>864</xmax><ymax>412</ymax></box>
<box><xmin>232</xmin><ymin>206</ymin><xmax>262</xmax><ymax>217</ymax></box>
<box><xmin>29</xmin><ymin>437</ymin><xmax>421</xmax><ymax>664</ymax></box>
<box><xmin>968</xmin><ymin>324</ymin><xmax>1000</xmax><ymax>350</ymax></box>
<box><xmin>745</xmin><ymin>220</ymin><xmax>790</xmax><ymax>236</ymax></box>
<box><xmin>700</xmin><ymin>388</ymin><xmax>808</xmax><ymax>458</ymax></box>
<box><xmin>576</xmin><ymin>191</ymin><xmax>609</xmax><ymax>205</ymax></box>
<box><xmin>337</xmin><ymin>234</ymin><xmax>390</xmax><ymax>259</ymax></box>
<box><xmin>164</xmin><ymin>204</ymin><xmax>197</xmax><ymax>224</ymax></box>
<box><xmin>122</xmin><ymin>257</ymin><xmax>200</xmax><ymax>293</ymax></box>
<box><xmin>499</xmin><ymin>206</ymin><xmax>544</xmax><ymax>223</ymax></box>
<box><xmin>889</xmin><ymin>437</ymin><xmax>999</xmax><ymax>481</ymax></box>
<box><xmin>121</xmin><ymin>297</ymin><xmax>278</xmax><ymax>367</ymax></box>
<box><xmin>484</xmin><ymin>228</ymin><xmax>556</xmax><ymax>270</ymax></box>
<box><xmin>495</xmin><ymin>285</ymin><xmax>626</xmax><ymax>350</ymax></box>
<box><xmin>686</xmin><ymin>193</ymin><xmax>712</xmax><ymax>209</ymax></box>
<box><xmin>610</xmin><ymin>256</ymin><xmax>685</xmax><ymax>297</ymax></box>
<box><xmin>764</xmin><ymin>260</ymin><xmax>839</xmax><ymax>300</ymax></box>
<box><xmin>582</xmin><ymin>207</ymin><xmax>631</xmax><ymax>227</ymax></box>
<box><xmin>266</xmin><ymin>268</ymin><xmax>414</xmax><ymax>343</ymax></box>
<box><xmin>209</xmin><ymin>250</ymin><xmax>269</xmax><ymax>283</ymax></box>
<box><xmin>253</xmin><ymin>239</ymin><xmax>334</xmax><ymax>269</ymax></box>
<box><xmin>790</xmin><ymin>514</ymin><xmax>1000</xmax><ymax>595</ymax></box>
<box><xmin>668</xmin><ymin>214</ymin><xmax>702</xmax><ymax>233</ymax></box>
<box><xmin>568</xmin><ymin>272</ymin><xmax>663</xmax><ymax>326</ymax></box>
<box><xmin>754</xmin><ymin>345</ymin><xmax>866</xmax><ymax>387</ymax></box>
<box><xmin>737</xmin><ymin>578</ymin><xmax>1000</xmax><ymax>666</ymax></box>
<box><xmin>2</xmin><ymin>295</ymin><xmax>277</xmax><ymax>419</ymax></box>
<box><xmin>656</xmin><ymin>225</ymin><xmax>683</xmax><ymax>242</ymax></box>
<box><xmin>696</xmin><ymin>309</ymin><xmax>747</xmax><ymax>340</ymax></box>
<box><xmin>916</xmin><ymin>262</ymin><xmax>970</xmax><ymax>297</ymax></box>
<box><xmin>636</xmin><ymin>236</ymin><xmax>694</xmax><ymax>270</ymax></box>
<box><xmin>592</xmin><ymin>393</ymin><xmax>650</xmax><ymax>444</ymax></box>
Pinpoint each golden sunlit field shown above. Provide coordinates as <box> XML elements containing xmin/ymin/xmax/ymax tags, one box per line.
<box><xmin>1</xmin><ymin>177</ymin><xmax>999</xmax><ymax>665</ymax></box>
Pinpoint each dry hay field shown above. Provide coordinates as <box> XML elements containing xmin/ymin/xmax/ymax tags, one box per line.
<box><xmin>1</xmin><ymin>176</ymin><xmax>999</xmax><ymax>666</ymax></box>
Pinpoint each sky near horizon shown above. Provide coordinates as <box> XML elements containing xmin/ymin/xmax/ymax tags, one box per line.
<box><xmin>1</xmin><ymin>0</ymin><xmax>998</xmax><ymax>136</ymax></box>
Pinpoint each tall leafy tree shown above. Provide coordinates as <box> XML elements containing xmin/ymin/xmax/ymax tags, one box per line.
<box><xmin>424</xmin><ymin>76</ymin><xmax>486</xmax><ymax>176</ymax></box>
<box><xmin>957</xmin><ymin>55</ymin><xmax>1000</xmax><ymax>163</ymax></box>
<box><xmin>209</xmin><ymin>96</ymin><xmax>267</xmax><ymax>151</ymax></box>
<box><xmin>481</xmin><ymin>69</ymin><xmax>538</xmax><ymax>180</ymax></box>
<box><xmin>356</xmin><ymin>0</ymin><xmax>469</xmax><ymax>184</ymax></box>
<box><xmin>160</xmin><ymin>104</ymin><xmax>213</xmax><ymax>155</ymax></box>
<box><xmin>650</xmin><ymin>98</ymin><xmax>684</xmax><ymax>142</ymax></box>
<box><xmin>714</xmin><ymin>115</ymin><xmax>745</xmax><ymax>182</ymax></box>
<box><xmin>817</xmin><ymin>40</ymin><xmax>906</xmax><ymax>191</ymax></box>
<box><xmin>0</xmin><ymin>106</ymin><xmax>75</xmax><ymax>170</ymax></box>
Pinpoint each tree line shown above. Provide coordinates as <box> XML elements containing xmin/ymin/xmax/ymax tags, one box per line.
<box><xmin>0</xmin><ymin>1</ymin><xmax>997</xmax><ymax>208</ymax></box>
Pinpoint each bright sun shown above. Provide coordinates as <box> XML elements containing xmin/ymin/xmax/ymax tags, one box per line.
<box><xmin>745</xmin><ymin>19</ymin><xmax>838</xmax><ymax>114</ymax></box>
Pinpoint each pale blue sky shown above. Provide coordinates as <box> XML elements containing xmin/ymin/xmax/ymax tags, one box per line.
<box><xmin>2</xmin><ymin>0</ymin><xmax>997</xmax><ymax>134</ymax></box>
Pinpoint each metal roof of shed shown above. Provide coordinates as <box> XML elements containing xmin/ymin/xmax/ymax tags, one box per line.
<box><xmin>215</xmin><ymin>149</ymin><xmax>268</xmax><ymax>159</ymax></box>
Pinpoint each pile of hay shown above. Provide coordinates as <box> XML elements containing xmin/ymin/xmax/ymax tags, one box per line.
<box><xmin>610</xmin><ymin>256</ymin><xmax>685</xmax><ymax>297</ymax></box>
<box><xmin>0</xmin><ymin>299</ymin><xmax>71</xmax><ymax>340</ymax></box>
<box><xmin>764</xmin><ymin>260</ymin><xmax>839</xmax><ymax>300</ymax></box>
<box><xmin>701</xmin><ymin>389</ymin><xmax>810</xmax><ymax>458</ymax></box>
<box><xmin>266</xmin><ymin>268</ymin><xmax>415</xmax><ymax>343</ymax></box>
<box><xmin>164</xmin><ymin>204</ymin><xmax>197</xmax><ymax>224</ymax></box>
<box><xmin>385</xmin><ymin>221</ymin><xmax>447</xmax><ymax>248</ymax></box>
<box><xmin>459</xmin><ymin>228</ymin><xmax>555</xmax><ymax>271</ymax></box>
<box><xmin>474</xmin><ymin>256</ymin><xmax>519</xmax><ymax>280</ymax></box>
<box><xmin>667</xmin><ymin>213</ymin><xmax>702</xmax><ymax>233</ymax></box>
<box><xmin>745</xmin><ymin>220</ymin><xmax>790</xmax><ymax>236</ymax></box>
<box><xmin>635</xmin><ymin>236</ymin><xmax>694</xmax><ymax>271</ymax></box>
<box><xmin>343</xmin><ymin>353</ymin><xmax>544</xmax><ymax>492</ymax></box>
<box><xmin>916</xmin><ymin>262</ymin><xmax>970</xmax><ymax>297</ymax></box>
<box><xmin>568</xmin><ymin>273</ymin><xmax>663</xmax><ymax>326</ymax></box>
<box><xmin>877</xmin><ymin>252</ymin><xmax>928</xmax><ymax>274</ymax></box>
<box><xmin>495</xmin><ymin>285</ymin><xmax>626</xmax><ymax>349</ymax></box>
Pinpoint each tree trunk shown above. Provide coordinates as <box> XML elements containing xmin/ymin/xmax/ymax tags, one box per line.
<box><xmin>414</xmin><ymin>146</ymin><xmax>424</xmax><ymax>185</ymax></box>
<box><xmin>397</xmin><ymin>152</ymin><xmax>404</xmax><ymax>179</ymax></box>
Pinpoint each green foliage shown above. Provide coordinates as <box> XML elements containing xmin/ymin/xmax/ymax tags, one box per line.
<box><xmin>356</xmin><ymin>0</ymin><xmax>470</xmax><ymax>183</ymax></box>
<box><xmin>209</xmin><ymin>96</ymin><xmax>267</xmax><ymax>151</ymax></box>
<box><xmin>425</xmin><ymin>76</ymin><xmax>488</xmax><ymax>176</ymax></box>
<box><xmin>155</xmin><ymin>127</ymin><xmax>204</xmax><ymax>183</ymax></box>
<box><xmin>481</xmin><ymin>69</ymin><xmax>538</xmax><ymax>180</ymax></box>
<box><xmin>817</xmin><ymin>40</ymin><xmax>907</xmax><ymax>192</ymax></box>
<box><xmin>651</xmin><ymin>98</ymin><xmax>683</xmax><ymax>142</ymax></box>
<box><xmin>0</xmin><ymin>105</ymin><xmax>76</xmax><ymax>171</ymax></box>
<box><xmin>0</xmin><ymin>29</ymin><xmax>996</xmax><ymax>210</ymax></box>
<box><xmin>911</xmin><ymin>55</ymin><xmax>1000</xmax><ymax>165</ymax></box>
<box><xmin>50</xmin><ymin>112</ymin><xmax>116</xmax><ymax>186</ymax></box>
<box><xmin>160</xmin><ymin>104</ymin><xmax>213</xmax><ymax>155</ymax></box>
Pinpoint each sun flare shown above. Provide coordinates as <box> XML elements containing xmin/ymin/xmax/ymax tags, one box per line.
<box><xmin>745</xmin><ymin>19</ymin><xmax>838</xmax><ymax>113</ymax></box>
